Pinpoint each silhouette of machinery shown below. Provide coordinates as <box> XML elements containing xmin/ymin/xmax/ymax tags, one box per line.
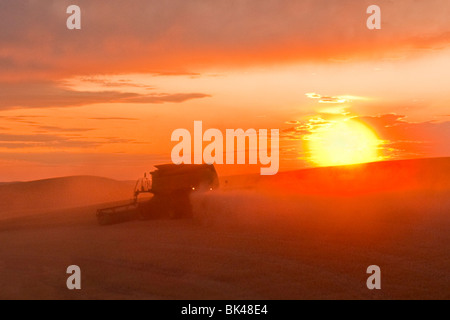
<box><xmin>96</xmin><ymin>164</ymin><xmax>219</xmax><ymax>225</ymax></box>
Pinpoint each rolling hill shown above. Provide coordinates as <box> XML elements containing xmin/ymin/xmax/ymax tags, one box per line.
<box><xmin>0</xmin><ymin>176</ymin><xmax>134</xmax><ymax>219</ymax></box>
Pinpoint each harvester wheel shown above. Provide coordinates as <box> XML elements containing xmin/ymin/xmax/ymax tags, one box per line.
<box><xmin>169</xmin><ymin>191</ymin><xmax>192</xmax><ymax>219</ymax></box>
<box><xmin>137</xmin><ymin>202</ymin><xmax>151</xmax><ymax>220</ymax></box>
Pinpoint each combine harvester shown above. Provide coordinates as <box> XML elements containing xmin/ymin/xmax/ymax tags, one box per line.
<box><xmin>96</xmin><ymin>164</ymin><xmax>219</xmax><ymax>225</ymax></box>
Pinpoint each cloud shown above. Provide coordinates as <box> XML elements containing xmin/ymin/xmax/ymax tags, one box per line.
<box><xmin>88</xmin><ymin>117</ymin><xmax>139</xmax><ymax>121</ymax></box>
<box><xmin>359</xmin><ymin>114</ymin><xmax>450</xmax><ymax>158</ymax></box>
<box><xmin>1</xmin><ymin>0</ymin><xmax>449</xmax><ymax>80</ymax></box>
<box><xmin>0</xmin><ymin>82</ymin><xmax>135</xmax><ymax>109</ymax></box>
<box><xmin>0</xmin><ymin>116</ymin><xmax>96</xmax><ymax>133</ymax></box>
<box><xmin>0</xmin><ymin>81</ymin><xmax>211</xmax><ymax>110</ymax></box>
<box><xmin>305</xmin><ymin>93</ymin><xmax>322</xmax><ymax>100</ymax></box>
<box><xmin>318</xmin><ymin>97</ymin><xmax>348</xmax><ymax>104</ymax></box>
<box><xmin>32</xmin><ymin>125</ymin><xmax>95</xmax><ymax>133</ymax></box>
<box><xmin>0</xmin><ymin>133</ymin><xmax>98</xmax><ymax>149</ymax></box>
<box><xmin>0</xmin><ymin>133</ymin><xmax>137</xmax><ymax>149</ymax></box>
<box><xmin>305</xmin><ymin>92</ymin><xmax>346</xmax><ymax>104</ymax></box>
<box><xmin>126</xmin><ymin>93</ymin><xmax>211</xmax><ymax>104</ymax></box>
<box><xmin>359</xmin><ymin>114</ymin><xmax>450</xmax><ymax>142</ymax></box>
<box><xmin>305</xmin><ymin>93</ymin><xmax>365</xmax><ymax>104</ymax></box>
<box><xmin>76</xmin><ymin>77</ymin><xmax>154</xmax><ymax>89</ymax></box>
<box><xmin>0</xmin><ymin>115</ymin><xmax>44</xmax><ymax>125</ymax></box>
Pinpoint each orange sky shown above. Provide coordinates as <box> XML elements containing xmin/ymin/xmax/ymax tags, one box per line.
<box><xmin>0</xmin><ymin>0</ymin><xmax>449</xmax><ymax>181</ymax></box>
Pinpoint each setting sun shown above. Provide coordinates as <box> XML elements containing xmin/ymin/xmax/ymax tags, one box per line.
<box><xmin>306</xmin><ymin>119</ymin><xmax>382</xmax><ymax>167</ymax></box>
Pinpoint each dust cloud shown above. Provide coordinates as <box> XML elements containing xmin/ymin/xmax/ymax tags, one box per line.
<box><xmin>192</xmin><ymin>158</ymin><xmax>450</xmax><ymax>240</ymax></box>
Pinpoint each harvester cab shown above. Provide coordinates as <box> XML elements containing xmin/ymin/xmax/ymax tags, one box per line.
<box><xmin>133</xmin><ymin>173</ymin><xmax>152</xmax><ymax>203</ymax></box>
<box><xmin>96</xmin><ymin>164</ymin><xmax>219</xmax><ymax>225</ymax></box>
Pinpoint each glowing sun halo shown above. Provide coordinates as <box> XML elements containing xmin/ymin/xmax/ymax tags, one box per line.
<box><xmin>306</xmin><ymin>119</ymin><xmax>382</xmax><ymax>167</ymax></box>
